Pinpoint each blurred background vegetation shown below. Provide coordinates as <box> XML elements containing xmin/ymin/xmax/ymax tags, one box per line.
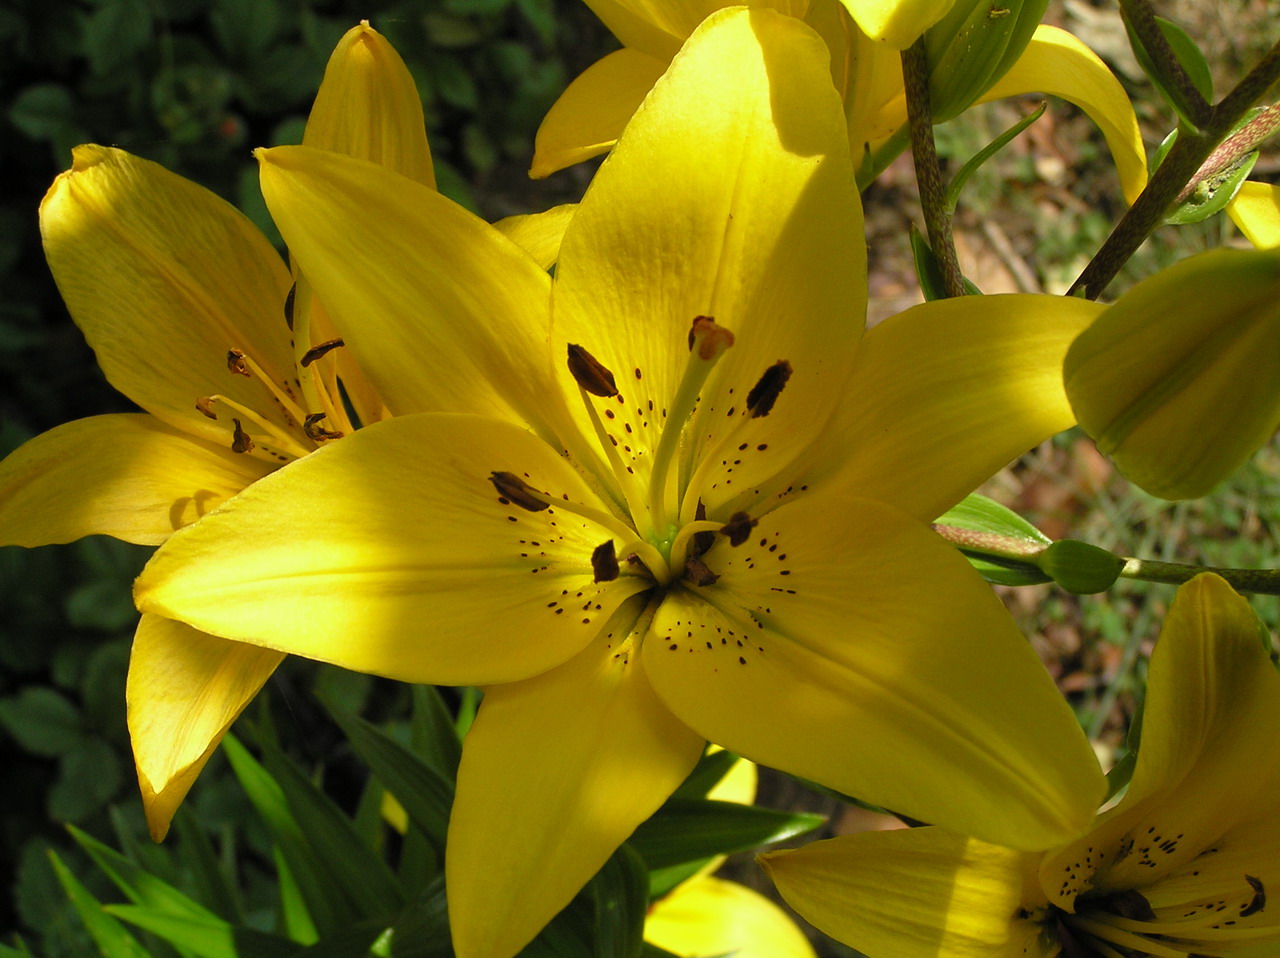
<box><xmin>1</xmin><ymin>0</ymin><xmax>1277</xmax><ymax>954</ymax></box>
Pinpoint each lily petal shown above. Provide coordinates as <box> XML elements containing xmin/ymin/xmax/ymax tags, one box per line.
<box><xmin>644</xmin><ymin>493</ymin><xmax>1105</xmax><ymax>851</ymax></box>
<box><xmin>841</xmin><ymin>0</ymin><xmax>956</xmax><ymax>48</ymax></box>
<box><xmin>1228</xmin><ymin>181</ymin><xmax>1280</xmax><ymax>249</ymax></box>
<box><xmin>553</xmin><ymin>8</ymin><xmax>865</xmax><ymax>515</ymax></box>
<box><xmin>447</xmin><ymin>612</ymin><xmax>703</xmax><ymax>958</ymax></box>
<box><xmin>136</xmin><ymin>413</ymin><xmax>650</xmax><ymax>686</ymax></box>
<box><xmin>1043</xmin><ymin>574</ymin><xmax>1280</xmax><ymax>897</ymax></box>
<box><xmin>761</xmin><ymin>828</ymin><xmax>1030</xmax><ymax>958</ymax></box>
<box><xmin>1064</xmin><ymin>248</ymin><xmax>1280</xmax><ymax>500</ymax></box>
<box><xmin>256</xmin><ymin>147</ymin><xmax>567</xmax><ymax>441</ymax></box>
<box><xmin>530</xmin><ymin>49</ymin><xmax>668</xmax><ymax>179</ymax></box>
<box><xmin>0</xmin><ymin>414</ymin><xmax>273</xmax><ymax>547</ymax></box>
<box><xmin>128</xmin><ymin>613</ymin><xmax>283</xmax><ymax>840</ymax></box>
<box><xmin>800</xmin><ymin>293</ymin><xmax>1104</xmax><ymax>523</ymax></box>
<box><xmin>582</xmin><ymin>0</ymin><xmax>807</xmax><ymax>60</ymax></box>
<box><xmin>303</xmin><ymin>22</ymin><xmax>434</xmax><ymax>186</ymax></box>
<box><xmin>979</xmin><ymin>26</ymin><xmax>1148</xmax><ymax>205</ymax></box>
<box><xmin>644</xmin><ymin>874</ymin><xmax>817</xmax><ymax>958</ymax></box>
<box><xmin>492</xmin><ymin>203</ymin><xmax>577</xmax><ymax>270</ymax></box>
<box><xmin>41</xmin><ymin>146</ymin><xmax>297</xmax><ymax>444</ymax></box>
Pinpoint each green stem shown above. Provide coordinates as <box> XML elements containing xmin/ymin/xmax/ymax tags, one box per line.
<box><xmin>902</xmin><ymin>38</ymin><xmax>965</xmax><ymax>299</ymax></box>
<box><xmin>1119</xmin><ymin>557</ymin><xmax>1280</xmax><ymax>595</ymax></box>
<box><xmin>1069</xmin><ymin>34</ymin><xmax>1280</xmax><ymax>300</ymax></box>
<box><xmin>1118</xmin><ymin>0</ymin><xmax>1211</xmax><ymax>129</ymax></box>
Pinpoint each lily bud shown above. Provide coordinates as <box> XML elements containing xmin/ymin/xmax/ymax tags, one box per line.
<box><xmin>1064</xmin><ymin>248</ymin><xmax>1280</xmax><ymax>499</ymax></box>
<box><xmin>303</xmin><ymin>21</ymin><xmax>435</xmax><ymax>187</ymax></box>
<box><xmin>923</xmin><ymin>0</ymin><xmax>1049</xmax><ymax>121</ymax></box>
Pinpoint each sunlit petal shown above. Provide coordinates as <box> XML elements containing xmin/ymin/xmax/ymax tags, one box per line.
<box><xmin>303</xmin><ymin>21</ymin><xmax>435</xmax><ymax>186</ymax></box>
<box><xmin>841</xmin><ymin>0</ymin><xmax>955</xmax><ymax>48</ymax></box>
<box><xmin>492</xmin><ymin>203</ymin><xmax>577</xmax><ymax>270</ymax></box>
<box><xmin>979</xmin><ymin>25</ymin><xmax>1148</xmax><ymax>205</ymax></box>
<box><xmin>801</xmin><ymin>294</ymin><xmax>1104</xmax><ymax>523</ymax></box>
<box><xmin>1228</xmin><ymin>181</ymin><xmax>1280</xmax><ymax>249</ymax></box>
<box><xmin>583</xmin><ymin>0</ymin><xmax>807</xmax><ymax>59</ymax></box>
<box><xmin>645</xmin><ymin>874</ymin><xmax>817</xmax><ymax>958</ymax></box>
<box><xmin>448</xmin><ymin>611</ymin><xmax>703</xmax><ymax>958</ymax></box>
<box><xmin>762</xmin><ymin>828</ymin><xmax>1029</xmax><ymax>958</ymax></box>
<box><xmin>40</xmin><ymin>146</ymin><xmax>296</xmax><ymax>444</ymax></box>
<box><xmin>0</xmin><ymin>414</ymin><xmax>272</xmax><ymax>547</ymax></box>
<box><xmin>136</xmin><ymin>414</ymin><xmax>649</xmax><ymax>685</ymax></box>
<box><xmin>128</xmin><ymin>614</ymin><xmax>283</xmax><ymax>840</ymax></box>
<box><xmin>530</xmin><ymin>49</ymin><xmax>668</xmax><ymax>179</ymax></box>
<box><xmin>257</xmin><ymin>147</ymin><xmax>568</xmax><ymax>442</ymax></box>
<box><xmin>1043</xmin><ymin>574</ymin><xmax>1280</xmax><ymax>899</ymax></box>
<box><xmin>644</xmin><ymin>493</ymin><xmax>1104</xmax><ymax>851</ymax></box>
<box><xmin>553</xmin><ymin>8</ymin><xmax>866</xmax><ymax>516</ymax></box>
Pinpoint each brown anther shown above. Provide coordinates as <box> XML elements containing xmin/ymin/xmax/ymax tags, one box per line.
<box><xmin>303</xmin><ymin>412</ymin><xmax>343</xmax><ymax>442</ymax></box>
<box><xmin>301</xmin><ymin>338</ymin><xmax>345</xmax><ymax>367</ymax></box>
<box><xmin>1243</xmin><ymin>875</ymin><xmax>1266</xmax><ymax>917</ymax></box>
<box><xmin>747</xmin><ymin>360</ymin><xmax>792</xmax><ymax>418</ymax></box>
<box><xmin>684</xmin><ymin>556</ymin><xmax>719</xmax><ymax>586</ymax></box>
<box><xmin>567</xmin><ymin>344</ymin><xmax>618</xmax><ymax>397</ymax></box>
<box><xmin>231</xmin><ymin>418</ymin><xmax>254</xmax><ymax>453</ymax></box>
<box><xmin>591</xmin><ymin>540</ymin><xmax>620</xmax><ymax>583</ymax></box>
<box><xmin>195</xmin><ymin>397</ymin><xmax>218</xmax><ymax>419</ymax></box>
<box><xmin>720</xmin><ymin>511</ymin><xmax>758</xmax><ymax>547</ymax></box>
<box><xmin>690</xmin><ymin>499</ymin><xmax>715</xmax><ymax>558</ymax></box>
<box><xmin>284</xmin><ymin>283</ymin><xmax>297</xmax><ymax>330</ymax></box>
<box><xmin>489</xmin><ymin>471</ymin><xmax>549</xmax><ymax>512</ymax></box>
<box><xmin>687</xmin><ymin>315</ymin><xmax>735</xmax><ymax>360</ymax></box>
<box><xmin>227</xmin><ymin>348</ymin><xmax>251</xmax><ymax>377</ymax></box>
<box><xmin>1102</xmin><ymin>889</ymin><xmax>1155</xmax><ymax>922</ymax></box>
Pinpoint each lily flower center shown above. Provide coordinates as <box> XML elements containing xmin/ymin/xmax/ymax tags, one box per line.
<box><xmin>196</xmin><ymin>281</ymin><xmax>355</xmax><ymax>464</ymax></box>
<box><xmin>493</xmin><ymin>316</ymin><xmax>795</xmax><ymax>601</ymax></box>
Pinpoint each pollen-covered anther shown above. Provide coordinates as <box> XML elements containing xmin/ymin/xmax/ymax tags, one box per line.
<box><xmin>227</xmin><ymin>348</ymin><xmax>251</xmax><ymax>377</ymax></box>
<box><xmin>687</xmin><ymin>315</ymin><xmax>735</xmax><ymax>361</ymax></box>
<box><xmin>1242</xmin><ymin>875</ymin><xmax>1266</xmax><ymax>917</ymax></box>
<box><xmin>690</xmin><ymin>500</ymin><xmax>715</xmax><ymax>558</ymax></box>
<box><xmin>720</xmin><ymin>511</ymin><xmax>758</xmax><ymax>546</ymax></box>
<box><xmin>592</xmin><ymin>540</ymin><xmax>620</xmax><ymax>583</ymax></box>
<box><xmin>489</xmin><ymin>471</ymin><xmax>550</xmax><ymax>512</ymax></box>
<box><xmin>567</xmin><ymin>344</ymin><xmax>618</xmax><ymax>397</ymax></box>
<box><xmin>230</xmin><ymin>418</ymin><xmax>254</xmax><ymax>454</ymax></box>
<box><xmin>195</xmin><ymin>397</ymin><xmax>217</xmax><ymax>419</ymax></box>
<box><xmin>303</xmin><ymin>413</ymin><xmax>343</xmax><ymax>442</ymax></box>
<box><xmin>747</xmin><ymin>360</ymin><xmax>792</xmax><ymax>417</ymax></box>
<box><xmin>684</xmin><ymin>556</ymin><xmax>719</xmax><ymax>586</ymax></box>
<box><xmin>283</xmin><ymin>283</ymin><xmax>297</xmax><ymax>330</ymax></box>
<box><xmin>301</xmin><ymin>338</ymin><xmax>345</xmax><ymax>368</ymax></box>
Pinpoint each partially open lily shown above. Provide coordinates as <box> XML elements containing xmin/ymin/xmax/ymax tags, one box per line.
<box><xmin>137</xmin><ymin>9</ymin><xmax>1106</xmax><ymax>957</ymax></box>
<box><xmin>532</xmin><ymin>0</ymin><xmax>1147</xmax><ymax>205</ymax></box>
<box><xmin>0</xmin><ymin>23</ymin><xmax>439</xmax><ymax>841</ymax></box>
<box><xmin>763</xmin><ymin>573</ymin><xmax>1280</xmax><ymax>958</ymax></box>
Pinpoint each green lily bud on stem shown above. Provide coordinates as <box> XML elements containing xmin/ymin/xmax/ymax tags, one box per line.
<box><xmin>1033</xmin><ymin>540</ymin><xmax>1126</xmax><ymax>594</ymax></box>
<box><xmin>1065</xmin><ymin>248</ymin><xmax>1280</xmax><ymax>499</ymax></box>
<box><xmin>923</xmin><ymin>0</ymin><xmax>1049</xmax><ymax>121</ymax></box>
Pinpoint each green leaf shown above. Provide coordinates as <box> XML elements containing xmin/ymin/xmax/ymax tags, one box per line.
<box><xmin>82</xmin><ymin>0</ymin><xmax>154</xmax><ymax>76</ymax></box>
<box><xmin>670</xmin><ymin>748</ymin><xmax>738</xmax><ymax>801</ymax></box>
<box><xmin>372</xmin><ymin>878</ymin><xmax>451</xmax><ymax>958</ymax></box>
<box><xmin>933</xmin><ymin>493</ymin><xmax>1053</xmax><ymax>587</ymax></box>
<box><xmin>47</xmin><ymin>850</ymin><xmax>153</xmax><ymax>958</ymax></box>
<box><xmin>647</xmin><ymin>859</ymin><xmax>710</xmax><ymax>901</ymax></box>
<box><xmin>8</xmin><ymin>84</ymin><xmax>75</xmax><ymax>141</ymax></box>
<box><xmin>1034</xmin><ymin>539</ymin><xmax>1125</xmax><ymax>594</ymax></box>
<box><xmin>946</xmin><ymin>102</ymin><xmax>1047</xmax><ymax>214</ymax></box>
<box><xmin>258</xmin><ymin>741</ymin><xmax>406</xmax><ymax>921</ymax></box>
<box><xmin>223</xmin><ymin>735</ymin><xmax>353</xmax><ymax>935</ymax></box>
<box><xmin>68</xmin><ymin>824</ymin><xmax>216</xmax><ymax>921</ymax></box>
<box><xmin>0</xmin><ymin>687</ymin><xmax>84</xmax><ymax>756</ymax></box>
<box><xmin>171</xmin><ymin>807</ymin><xmax>243</xmax><ymax>924</ymax></box>
<box><xmin>321</xmin><ymin>705</ymin><xmax>454</xmax><ymax>854</ymax></box>
<box><xmin>590</xmin><ymin>844</ymin><xmax>647</xmax><ymax>958</ymax></box>
<box><xmin>105</xmin><ymin>906</ymin><xmax>296</xmax><ymax>958</ymax></box>
<box><xmin>50</xmin><ymin>739</ymin><xmax>123</xmax><ymax>821</ymax></box>
<box><xmin>629</xmin><ymin>800</ymin><xmax>824</xmax><ymax>870</ymax></box>
<box><xmin>1165</xmin><ymin>149</ymin><xmax>1258</xmax><ymax>225</ymax></box>
<box><xmin>909</xmin><ymin>227</ymin><xmax>982</xmax><ymax>302</ymax></box>
<box><xmin>273</xmin><ymin>848</ymin><xmax>318</xmax><ymax>946</ymax></box>
<box><xmin>1125</xmin><ymin>15</ymin><xmax>1212</xmax><ymax>128</ymax></box>
<box><xmin>409</xmin><ymin>685</ymin><xmax>462</xmax><ymax>780</ymax></box>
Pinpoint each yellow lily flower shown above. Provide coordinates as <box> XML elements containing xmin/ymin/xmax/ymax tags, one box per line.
<box><xmin>763</xmin><ymin>572</ymin><xmax>1280</xmax><ymax>958</ymax></box>
<box><xmin>137</xmin><ymin>10</ymin><xmax>1106</xmax><ymax>957</ymax></box>
<box><xmin>532</xmin><ymin>2</ymin><xmax>1146</xmax><ymax>204</ymax></box>
<box><xmin>1064</xmin><ymin>247</ymin><xmax>1280</xmax><ymax>500</ymax></box>
<box><xmin>0</xmin><ymin>22</ymin><xmax>434</xmax><ymax>841</ymax></box>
